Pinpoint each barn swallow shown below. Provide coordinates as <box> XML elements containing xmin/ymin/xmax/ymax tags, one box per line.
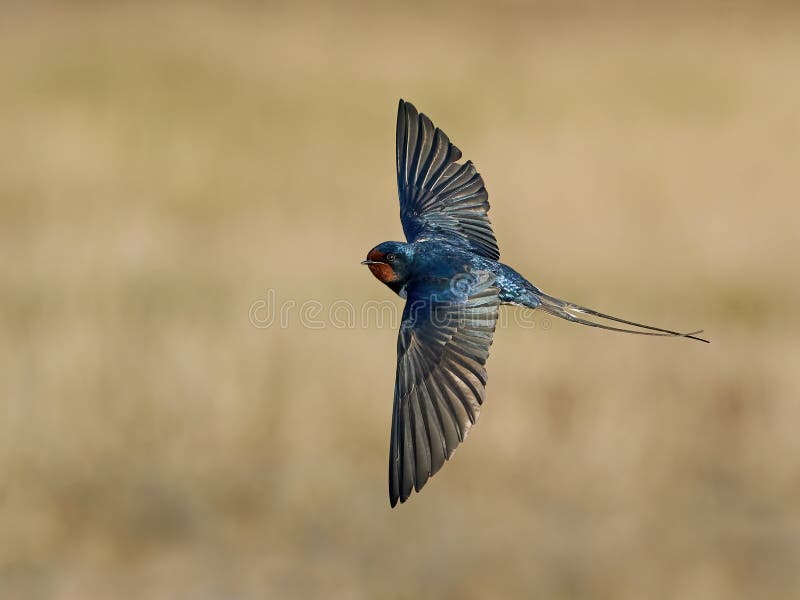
<box><xmin>364</xmin><ymin>100</ymin><xmax>708</xmax><ymax>507</ymax></box>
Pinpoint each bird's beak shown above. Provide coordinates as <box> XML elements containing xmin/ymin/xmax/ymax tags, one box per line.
<box><xmin>361</xmin><ymin>260</ymin><xmax>379</xmax><ymax>265</ymax></box>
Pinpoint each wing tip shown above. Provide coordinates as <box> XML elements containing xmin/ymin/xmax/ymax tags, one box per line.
<box><xmin>398</xmin><ymin>98</ymin><xmax>418</xmax><ymax>119</ymax></box>
<box><xmin>388</xmin><ymin>479</ymin><xmax>428</xmax><ymax>508</ymax></box>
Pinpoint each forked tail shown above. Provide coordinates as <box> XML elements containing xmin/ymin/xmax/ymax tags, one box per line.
<box><xmin>532</xmin><ymin>290</ymin><xmax>709</xmax><ymax>343</ymax></box>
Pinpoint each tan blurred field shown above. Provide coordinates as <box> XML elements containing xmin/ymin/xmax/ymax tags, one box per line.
<box><xmin>1</xmin><ymin>2</ymin><xmax>799</xmax><ymax>599</ymax></box>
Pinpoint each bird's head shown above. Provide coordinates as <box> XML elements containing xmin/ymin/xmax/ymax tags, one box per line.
<box><xmin>362</xmin><ymin>241</ymin><xmax>414</xmax><ymax>294</ymax></box>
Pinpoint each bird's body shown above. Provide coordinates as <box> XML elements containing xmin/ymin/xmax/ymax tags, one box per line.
<box><xmin>366</xmin><ymin>239</ymin><xmax>541</xmax><ymax>308</ymax></box>
<box><xmin>364</xmin><ymin>100</ymin><xmax>707</xmax><ymax>507</ymax></box>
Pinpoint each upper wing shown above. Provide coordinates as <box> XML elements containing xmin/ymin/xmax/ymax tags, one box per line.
<box><xmin>389</xmin><ymin>271</ymin><xmax>500</xmax><ymax>507</ymax></box>
<box><xmin>396</xmin><ymin>99</ymin><xmax>500</xmax><ymax>260</ymax></box>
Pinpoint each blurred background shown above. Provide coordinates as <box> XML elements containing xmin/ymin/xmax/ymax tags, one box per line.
<box><xmin>2</xmin><ymin>1</ymin><xmax>799</xmax><ymax>599</ymax></box>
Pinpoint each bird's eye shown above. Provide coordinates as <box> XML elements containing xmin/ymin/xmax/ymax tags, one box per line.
<box><xmin>386</xmin><ymin>253</ymin><xmax>396</xmax><ymax>263</ymax></box>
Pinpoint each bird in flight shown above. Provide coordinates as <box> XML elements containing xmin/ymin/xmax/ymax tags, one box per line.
<box><xmin>363</xmin><ymin>100</ymin><xmax>708</xmax><ymax>507</ymax></box>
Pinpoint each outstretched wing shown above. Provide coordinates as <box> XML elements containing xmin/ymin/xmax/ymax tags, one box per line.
<box><xmin>389</xmin><ymin>271</ymin><xmax>500</xmax><ymax>507</ymax></box>
<box><xmin>396</xmin><ymin>99</ymin><xmax>500</xmax><ymax>260</ymax></box>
